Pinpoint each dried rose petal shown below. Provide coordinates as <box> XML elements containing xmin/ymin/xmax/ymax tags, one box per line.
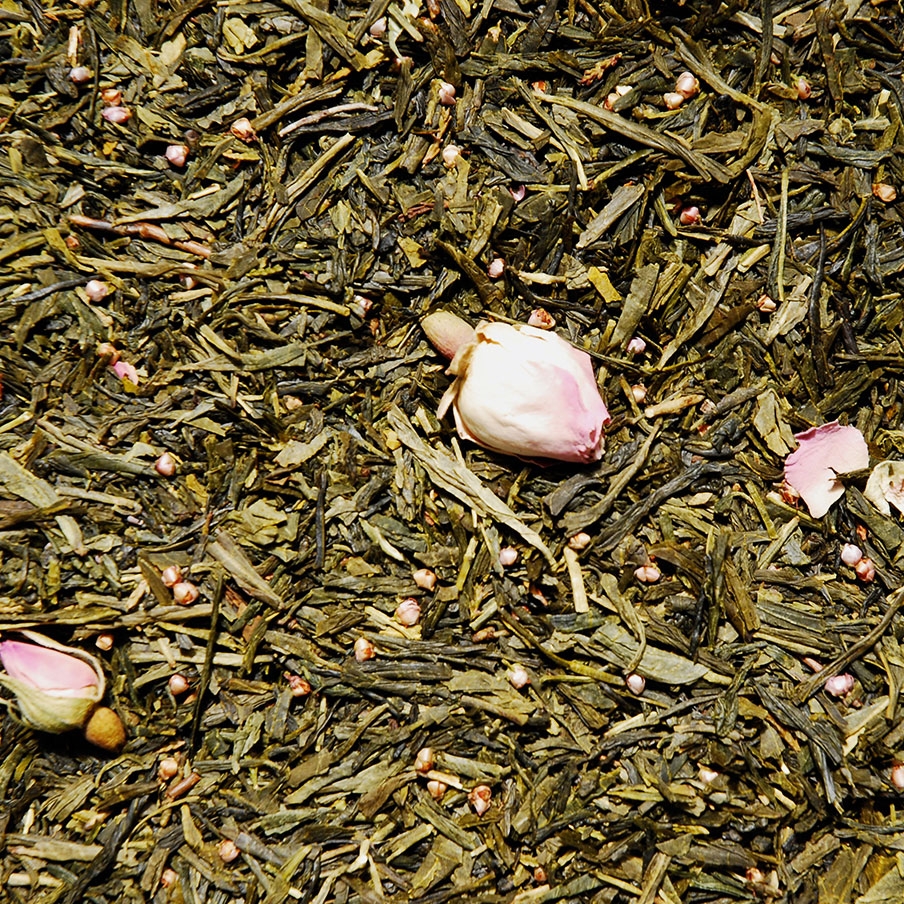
<box><xmin>865</xmin><ymin>460</ymin><xmax>904</xmax><ymax>516</ymax></box>
<box><xmin>783</xmin><ymin>422</ymin><xmax>869</xmax><ymax>518</ymax></box>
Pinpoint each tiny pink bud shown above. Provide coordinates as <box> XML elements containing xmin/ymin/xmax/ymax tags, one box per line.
<box><xmin>354</xmin><ymin>636</ymin><xmax>375</xmax><ymax>662</ymax></box>
<box><xmin>509</xmin><ymin>184</ymin><xmax>526</xmax><ymax>202</ymax></box>
<box><xmin>85</xmin><ymin>279</ymin><xmax>109</xmax><ymax>301</ymax></box>
<box><xmin>824</xmin><ymin>673</ymin><xmax>854</xmax><ymax>697</ymax></box>
<box><xmin>840</xmin><ymin>543</ymin><xmax>863</xmax><ymax>566</ymax></box>
<box><xmin>756</xmin><ymin>294</ymin><xmax>777</xmax><ymax>313</ymax></box>
<box><xmin>69</xmin><ymin>66</ymin><xmax>92</xmax><ymax>84</ymax></box>
<box><xmin>168</xmin><ymin>673</ymin><xmax>190</xmax><ymax>695</ymax></box>
<box><xmin>285</xmin><ymin>673</ymin><xmax>311</xmax><ymax>696</ymax></box>
<box><xmin>527</xmin><ymin>308</ymin><xmax>555</xmax><ymax>329</ymax></box>
<box><xmin>626</xmin><ymin>336</ymin><xmax>646</xmax><ymax>355</ymax></box>
<box><xmin>468</xmin><ymin>784</ymin><xmax>492</xmax><ymax>816</ymax></box>
<box><xmin>675</xmin><ymin>71</ymin><xmax>699</xmax><ymax>99</ymax></box>
<box><xmin>634</xmin><ymin>564</ymin><xmax>661</xmax><ymax>583</ymax></box>
<box><xmin>442</xmin><ymin>144</ymin><xmax>461</xmax><ymax>167</ymax></box>
<box><xmin>498</xmin><ymin>546</ymin><xmax>519</xmax><ymax>567</ymax></box>
<box><xmin>395</xmin><ymin>598</ymin><xmax>421</xmax><ymax>626</ymax></box>
<box><xmin>437</xmin><ymin>81</ymin><xmax>456</xmax><ymax>105</ymax></box>
<box><xmin>172</xmin><ymin>581</ymin><xmax>199</xmax><ymax>605</ymax></box>
<box><xmin>413</xmin><ymin>568</ymin><xmax>437</xmax><ymax>591</ymax></box>
<box><xmin>230</xmin><ymin>117</ymin><xmax>256</xmax><ymax>142</ymax></box>
<box><xmin>507</xmin><ymin>665</ymin><xmax>531</xmax><ymax>689</ymax></box>
<box><xmin>795</xmin><ymin>77</ymin><xmax>811</xmax><ymax>100</ymax></box>
<box><xmin>414</xmin><ymin>747</ymin><xmax>434</xmax><ymax>773</ymax></box>
<box><xmin>568</xmin><ymin>532</ymin><xmax>591</xmax><ymax>550</ymax></box>
<box><xmin>893</xmin><ymin>762</ymin><xmax>904</xmax><ymax>790</ymax></box>
<box><xmin>854</xmin><ymin>557</ymin><xmax>876</xmax><ymax>582</ymax></box>
<box><xmin>678</xmin><ymin>206</ymin><xmax>701</xmax><ymax>226</ymax></box>
<box><xmin>873</xmin><ymin>182</ymin><xmax>897</xmax><ymax>204</ymax></box>
<box><xmin>165</xmin><ymin>144</ymin><xmax>189</xmax><ymax>167</ymax></box>
<box><xmin>100</xmin><ymin>87</ymin><xmax>122</xmax><ymax>105</ymax></box>
<box><xmin>155</xmin><ymin>452</ymin><xmax>177</xmax><ymax>477</ymax></box>
<box><xmin>368</xmin><ymin>16</ymin><xmax>387</xmax><ymax>37</ymax></box>
<box><xmin>427</xmin><ymin>779</ymin><xmax>447</xmax><ymax>799</ymax></box>
<box><xmin>746</xmin><ymin>867</ymin><xmax>765</xmax><ymax>885</ymax></box>
<box><xmin>101</xmin><ymin>105</ymin><xmax>131</xmax><ymax>124</ymax></box>
<box><xmin>96</xmin><ymin>342</ymin><xmax>120</xmax><ymax>364</ymax></box>
<box><xmin>161</xmin><ymin>868</ymin><xmax>179</xmax><ymax>888</ymax></box>
<box><xmin>95</xmin><ymin>632</ymin><xmax>114</xmax><ymax>651</ymax></box>
<box><xmin>625</xmin><ymin>673</ymin><xmax>646</xmax><ymax>695</ymax></box>
<box><xmin>157</xmin><ymin>757</ymin><xmax>180</xmax><ymax>781</ymax></box>
<box><xmin>487</xmin><ymin>257</ymin><xmax>505</xmax><ymax>278</ymax></box>
<box><xmin>663</xmin><ymin>91</ymin><xmax>685</xmax><ymax>110</ymax></box>
<box><xmin>631</xmin><ymin>384</ymin><xmax>647</xmax><ymax>404</ymax></box>
<box><xmin>219</xmin><ymin>839</ymin><xmax>241</xmax><ymax>863</ymax></box>
<box><xmin>161</xmin><ymin>565</ymin><xmax>183</xmax><ymax>587</ymax></box>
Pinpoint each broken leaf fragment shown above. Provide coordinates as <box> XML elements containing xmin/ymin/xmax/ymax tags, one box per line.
<box><xmin>783</xmin><ymin>422</ymin><xmax>869</xmax><ymax>518</ymax></box>
<box><xmin>864</xmin><ymin>460</ymin><xmax>904</xmax><ymax>516</ymax></box>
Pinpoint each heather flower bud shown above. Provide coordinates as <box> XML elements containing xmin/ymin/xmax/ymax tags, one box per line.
<box><xmin>824</xmin><ymin>673</ymin><xmax>854</xmax><ymax>697</ymax></box>
<box><xmin>675</xmin><ymin>71</ymin><xmax>699</xmax><ymax>99</ymax></box>
<box><xmin>165</xmin><ymin>144</ymin><xmax>190</xmax><ymax>167</ymax></box>
<box><xmin>468</xmin><ymin>784</ymin><xmax>492</xmax><ymax>815</ymax></box>
<box><xmin>487</xmin><ymin>257</ymin><xmax>505</xmax><ymax>278</ymax></box>
<box><xmin>101</xmin><ymin>105</ymin><xmax>131</xmax><ymax>124</ymax></box>
<box><xmin>437</xmin><ymin>81</ymin><xmax>456</xmax><ymax>105</ymax></box>
<box><xmin>663</xmin><ymin>92</ymin><xmax>685</xmax><ymax>110</ymax></box>
<box><xmin>395</xmin><ymin>598</ymin><xmax>421</xmax><ymax>626</ymax></box>
<box><xmin>840</xmin><ymin>543</ymin><xmax>863</xmax><ymax>566</ymax></box>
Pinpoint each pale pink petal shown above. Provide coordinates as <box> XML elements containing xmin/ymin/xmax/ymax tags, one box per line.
<box><xmin>111</xmin><ymin>359</ymin><xmax>139</xmax><ymax>384</ymax></box>
<box><xmin>784</xmin><ymin>422</ymin><xmax>869</xmax><ymax>518</ymax></box>
<box><xmin>0</xmin><ymin>639</ymin><xmax>99</xmax><ymax>695</ymax></box>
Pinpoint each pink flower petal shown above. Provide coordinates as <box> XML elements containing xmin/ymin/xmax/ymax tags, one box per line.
<box><xmin>0</xmin><ymin>639</ymin><xmax>99</xmax><ymax>696</ymax></box>
<box><xmin>784</xmin><ymin>422</ymin><xmax>869</xmax><ymax>518</ymax></box>
<box><xmin>111</xmin><ymin>359</ymin><xmax>139</xmax><ymax>384</ymax></box>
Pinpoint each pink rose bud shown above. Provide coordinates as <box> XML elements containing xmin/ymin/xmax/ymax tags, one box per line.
<box><xmin>437</xmin><ymin>81</ymin><xmax>456</xmax><ymax>105</ymax></box>
<box><xmin>161</xmin><ymin>564</ymin><xmax>183</xmax><ymax>587</ymax></box>
<box><xmin>101</xmin><ymin>105</ymin><xmax>131</xmax><ymax>124</ymax></box>
<box><xmin>230</xmin><ymin>117</ymin><xmax>256</xmax><ymax>142</ymax></box>
<box><xmin>85</xmin><ymin>279</ymin><xmax>109</xmax><ymax>301</ymax></box>
<box><xmin>354</xmin><ymin>636</ymin><xmax>375</xmax><ymax>662</ymax></box>
<box><xmin>796</xmin><ymin>77</ymin><xmax>811</xmax><ymax>100</ymax></box>
<box><xmin>568</xmin><ymin>532</ymin><xmax>591</xmax><ymax>550</ymax></box>
<box><xmin>626</xmin><ymin>336</ymin><xmax>646</xmax><ymax>355</ymax></box>
<box><xmin>468</xmin><ymin>784</ymin><xmax>492</xmax><ymax>815</ymax></box>
<box><xmin>625</xmin><ymin>673</ymin><xmax>646</xmax><ymax>695</ymax></box>
<box><xmin>698</xmin><ymin>765</ymin><xmax>719</xmax><ymax>784</ymax></box>
<box><xmin>155</xmin><ymin>452</ymin><xmax>177</xmax><ymax>477</ymax></box>
<box><xmin>172</xmin><ymin>581</ymin><xmax>199</xmax><ymax>605</ymax></box>
<box><xmin>840</xmin><ymin>543</ymin><xmax>863</xmax><ymax>566</ymax></box>
<box><xmin>487</xmin><ymin>257</ymin><xmax>505</xmax><ymax>278</ymax></box>
<box><xmin>413</xmin><ymin>568</ymin><xmax>437</xmax><ymax>591</ymax></box>
<box><xmin>663</xmin><ymin>92</ymin><xmax>685</xmax><ymax>110</ymax></box>
<box><xmin>855</xmin><ymin>557</ymin><xmax>876</xmax><ymax>582</ymax></box>
<box><xmin>165</xmin><ymin>144</ymin><xmax>190</xmax><ymax>167</ymax></box>
<box><xmin>527</xmin><ymin>308</ymin><xmax>555</xmax><ymax>329</ymax></box>
<box><xmin>69</xmin><ymin>66</ymin><xmax>92</xmax><ymax>84</ymax></box>
<box><xmin>219</xmin><ymin>839</ymin><xmax>241</xmax><ymax>863</ymax></box>
<box><xmin>96</xmin><ymin>342</ymin><xmax>119</xmax><ymax>363</ymax></box>
<box><xmin>161</xmin><ymin>869</ymin><xmax>179</xmax><ymax>888</ymax></box>
<box><xmin>285</xmin><ymin>673</ymin><xmax>311</xmax><ymax>696</ymax></box>
<box><xmin>427</xmin><ymin>779</ymin><xmax>447</xmax><ymax>799</ymax></box>
<box><xmin>679</xmin><ymin>206</ymin><xmax>701</xmax><ymax>226</ymax></box>
<box><xmin>675</xmin><ymin>71</ymin><xmax>699</xmax><ymax>99</ymax></box>
<box><xmin>168</xmin><ymin>673</ymin><xmax>190</xmax><ymax>695</ymax></box>
<box><xmin>634</xmin><ymin>564</ymin><xmax>661</xmax><ymax>583</ymax></box>
<box><xmin>100</xmin><ymin>87</ymin><xmax>122</xmax><ymax>105</ymax></box>
<box><xmin>395</xmin><ymin>598</ymin><xmax>421</xmax><ymax>626</ymax></box>
<box><xmin>824</xmin><ymin>673</ymin><xmax>854</xmax><ymax>697</ymax></box>
<box><xmin>507</xmin><ymin>665</ymin><xmax>531</xmax><ymax>688</ymax></box>
<box><xmin>434</xmin><ymin>316</ymin><xmax>611</xmax><ymax>463</ymax></box>
<box><xmin>0</xmin><ymin>632</ymin><xmax>106</xmax><ymax>733</ymax></box>
<box><xmin>498</xmin><ymin>546</ymin><xmax>518</xmax><ymax>567</ymax></box>
<box><xmin>873</xmin><ymin>183</ymin><xmax>897</xmax><ymax>204</ymax></box>
<box><xmin>442</xmin><ymin>144</ymin><xmax>461</xmax><ymax>167</ymax></box>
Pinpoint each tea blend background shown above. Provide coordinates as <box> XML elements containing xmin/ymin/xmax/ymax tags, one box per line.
<box><xmin>2</xmin><ymin>0</ymin><xmax>904</xmax><ymax>901</ymax></box>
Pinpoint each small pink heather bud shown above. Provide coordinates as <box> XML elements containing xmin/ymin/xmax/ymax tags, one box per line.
<box><xmin>631</xmin><ymin>384</ymin><xmax>647</xmax><ymax>404</ymax></box>
<box><xmin>507</xmin><ymin>665</ymin><xmax>531</xmax><ymax>689</ymax></box>
<box><xmin>165</xmin><ymin>144</ymin><xmax>189</xmax><ymax>167</ymax></box>
<box><xmin>678</xmin><ymin>206</ymin><xmax>701</xmax><ymax>226</ymax></box>
<box><xmin>96</xmin><ymin>342</ymin><xmax>120</xmax><ymax>364</ymax></box>
<box><xmin>795</xmin><ymin>77</ymin><xmax>811</xmax><ymax>100</ymax></box>
<box><xmin>219</xmin><ymin>839</ymin><xmax>241</xmax><ymax>863</ymax></box>
<box><xmin>368</xmin><ymin>16</ymin><xmax>387</xmax><ymax>37</ymax></box>
<box><xmin>95</xmin><ymin>632</ymin><xmax>114</xmax><ymax>651</ymax></box>
<box><xmin>69</xmin><ymin>66</ymin><xmax>92</xmax><ymax>84</ymax></box>
<box><xmin>893</xmin><ymin>762</ymin><xmax>904</xmax><ymax>790</ymax></box>
<box><xmin>395</xmin><ymin>598</ymin><xmax>421</xmax><ymax>626</ymax></box>
<box><xmin>626</xmin><ymin>336</ymin><xmax>646</xmax><ymax>355</ymax></box>
<box><xmin>634</xmin><ymin>563</ymin><xmax>661</xmax><ymax>583</ymax></box>
<box><xmin>157</xmin><ymin>757</ymin><xmax>180</xmax><ymax>781</ymax></box>
<box><xmin>663</xmin><ymin>91</ymin><xmax>685</xmax><ymax>110</ymax></box>
<box><xmin>160</xmin><ymin>868</ymin><xmax>179</xmax><ymax>888</ymax></box>
<box><xmin>427</xmin><ymin>779</ymin><xmax>447</xmax><ymax>799</ymax></box>
<box><xmin>625</xmin><ymin>673</ymin><xmax>646</xmax><ymax>695</ymax></box>
<box><xmin>414</xmin><ymin>747</ymin><xmax>434</xmax><ymax>773</ymax></box>
<box><xmin>756</xmin><ymin>294</ymin><xmax>777</xmax><ymax>313</ymax></box>
<box><xmin>437</xmin><ymin>81</ymin><xmax>456</xmax><ymax>105</ymax></box>
<box><xmin>172</xmin><ymin>581</ymin><xmax>199</xmax><ymax>605</ymax></box>
<box><xmin>413</xmin><ymin>568</ymin><xmax>437</xmax><ymax>591</ymax></box>
<box><xmin>85</xmin><ymin>279</ymin><xmax>109</xmax><ymax>301</ymax></box>
<box><xmin>499</xmin><ymin>546</ymin><xmax>518</xmax><ymax>567</ymax></box>
<box><xmin>354</xmin><ymin>636</ymin><xmax>375</xmax><ymax>662</ymax></box>
<box><xmin>824</xmin><ymin>673</ymin><xmax>854</xmax><ymax>697</ymax></box>
<box><xmin>468</xmin><ymin>784</ymin><xmax>492</xmax><ymax>816</ymax></box>
<box><xmin>101</xmin><ymin>105</ymin><xmax>131</xmax><ymax>124</ymax></box>
<box><xmin>840</xmin><ymin>543</ymin><xmax>863</xmax><ymax>566</ymax></box>
<box><xmin>168</xmin><ymin>673</ymin><xmax>190</xmax><ymax>695</ymax></box>
<box><xmin>487</xmin><ymin>257</ymin><xmax>505</xmax><ymax>278</ymax></box>
<box><xmin>746</xmin><ymin>867</ymin><xmax>765</xmax><ymax>885</ymax></box>
<box><xmin>675</xmin><ymin>71</ymin><xmax>699</xmax><ymax>99</ymax></box>
<box><xmin>527</xmin><ymin>308</ymin><xmax>556</xmax><ymax>329</ymax></box>
<box><xmin>873</xmin><ymin>183</ymin><xmax>897</xmax><ymax>204</ymax></box>
<box><xmin>100</xmin><ymin>87</ymin><xmax>122</xmax><ymax>105</ymax></box>
<box><xmin>442</xmin><ymin>144</ymin><xmax>460</xmax><ymax>167</ymax></box>
<box><xmin>155</xmin><ymin>452</ymin><xmax>177</xmax><ymax>477</ymax></box>
<box><xmin>509</xmin><ymin>184</ymin><xmax>526</xmax><ymax>202</ymax></box>
<box><xmin>161</xmin><ymin>565</ymin><xmax>183</xmax><ymax>587</ymax></box>
<box><xmin>568</xmin><ymin>532</ymin><xmax>591</xmax><ymax>550</ymax></box>
<box><xmin>285</xmin><ymin>673</ymin><xmax>311</xmax><ymax>696</ymax></box>
<box><xmin>855</xmin><ymin>558</ymin><xmax>876</xmax><ymax>582</ymax></box>
<box><xmin>230</xmin><ymin>117</ymin><xmax>256</xmax><ymax>142</ymax></box>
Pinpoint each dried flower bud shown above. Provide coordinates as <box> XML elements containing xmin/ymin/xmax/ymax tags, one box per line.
<box><xmin>442</xmin><ymin>144</ymin><xmax>461</xmax><ymax>167</ymax></box>
<box><xmin>840</xmin><ymin>543</ymin><xmax>863</xmax><ymax>566</ymax></box>
<box><xmin>414</xmin><ymin>747</ymin><xmax>434</xmax><ymax>773</ymax></box>
<box><xmin>746</xmin><ymin>867</ymin><xmax>765</xmax><ymax>885</ymax></box>
<box><xmin>85</xmin><ymin>279</ymin><xmax>109</xmax><ymax>301</ymax></box>
<box><xmin>101</xmin><ymin>105</ymin><xmax>131</xmax><ymax>124</ymax></box>
<box><xmin>354</xmin><ymin>636</ymin><xmax>375</xmax><ymax>662</ymax></box>
<box><xmin>854</xmin><ymin>557</ymin><xmax>876</xmax><ymax>582</ymax></box>
<box><xmin>873</xmin><ymin>182</ymin><xmax>897</xmax><ymax>204</ymax></box>
<box><xmin>824</xmin><ymin>673</ymin><xmax>854</xmax><ymax>697</ymax></box>
<box><xmin>471</xmin><ymin>627</ymin><xmax>497</xmax><ymax>643</ymax></box>
<box><xmin>634</xmin><ymin>563</ymin><xmax>661</xmax><ymax>583</ymax></box>
<box><xmin>507</xmin><ymin>665</ymin><xmax>531</xmax><ymax>689</ymax></box>
<box><xmin>285</xmin><ymin>673</ymin><xmax>311</xmax><ymax>696</ymax></box>
<box><xmin>531</xmin><ymin>80</ymin><xmax>548</xmax><ymax>93</ymax></box>
<box><xmin>698</xmin><ymin>765</ymin><xmax>719</xmax><ymax>783</ymax></box>
<box><xmin>100</xmin><ymin>87</ymin><xmax>122</xmax><ymax>105</ymax></box>
<box><xmin>675</xmin><ymin>71</ymin><xmax>699</xmax><ymax>99</ymax></box>
<box><xmin>663</xmin><ymin>91</ymin><xmax>685</xmax><ymax>110</ymax></box>
<box><xmin>487</xmin><ymin>257</ymin><xmax>505</xmax><ymax>278</ymax></box>
<box><xmin>219</xmin><ymin>839</ymin><xmax>241</xmax><ymax>863</ymax></box>
<box><xmin>527</xmin><ymin>308</ymin><xmax>555</xmax><ymax>329</ymax></box>
<box><xmin>802</xmin><ymin>656</ymin><xmax>823</xmax><ymax>673</ymax></box>
<box><xmin>756</xmin><ymin>294</ymin><xmax>777</xmax><ymax>313</ymax></box>
<box><xmin>413</xmin><ymin>568</ymin><xmax>437</xmax><ymax>591</ymax></box>
<box><xmin>165</xmin><ymin>144</ymin><xmax>189</xmax><ymax>167</ymax></box>
<box><xmin>158</xmin><ymin>757</ymin><xmax>180</xmax><ymax>781</ymax></box>
<box><xmin>161</xmin><ymin>565</ymin><xmax>183</xmax><ymax>587</ymax></box>
<box><xmin>893</xmin><ymin>762</ymin><xmax>904</xmax><ymax>790</ymax></box>
<box><xmin>230</xmin><ymin>117</ymin><xmax>256</xmax><ymax>142</ymax></box>
<box><xmin>155</xmin><ymin>452</ymin><xmax>177</xmax><ymax>477</ymax></box>
<box><xmin>498</xmin><ymin>546</ymin><xmax>518</xmax><ymax>567</ymax></box>
<box><xmin>172</xmin><ymin>581</ymin><xmax>199</xmax><ymax>605</ymax></box>
<box><xmin>161</xmin><ymin>868</ymin><xmax>179</xmax><ymax>888</ymax></box>
<box><xmin>395</xmin><ymin>598</ymin><xmax>421</xmax><ymax>626</ymax></box>
<box><xmin>95</xmin><ymin>633</ymin><xmax>114</xmax><ymax>652</ymax></box>
<box><xmin>82</xmin><ymin>705</ymin><xmax>126</xmax><ymax>752</ymax></box>
<box><xmin>437</xmin><ymin>81</ymin><xmax>456</xmax><ymax>105</ymax></box>
<box><xmin>625</xmin><ymin>672</ymin><xmax>646</xmax><ymax>695</ymax></box>
<box><xmin>368</xmin><ymin>17</ymin><xmax>387</xmax><ymax>37</ymax></box>
<box><xmin>568</xmin><ymin>532</ymin><xmax>592</xmax><ymax>550</ymax></box>
<box><xmin>468</xmin><ymin>784</ymin><xmax>492</xmax><ymax>816</ymax></box>
<box><xmin>795</xmin><ymin>77</ymin><xmax>811</xmax><ymax>100</ymax></box>
<box><xmin>427</xmin><ymin>779</ymin><xmax>447</xmax><ymax>799</ymax></box>
<box><xmin>69</xmin><ymin>66</ymin><xmax>92</xmax><ymax>84</ymax></box>
<box><xmin>604</xmin><ymin>92</ymin><xmax>619</xmax><ymax>111</ymax></box>
<box><xmin>96</xmin><ymin>342</ymin><xmax>120</xmax><ymax>364</ymax></box>
<box><xmin>631</xmin><ymin>384</ymin><xmax>647</xmax><ymax>404</ymax></box>
<box><xmin>533</xmin><ymin>866</ymin><xmax>548</xmax><ymax>883</ymax></box>
<box><xmin>626</xmin><ymin>336</ymin><xmax>646</xmax><ymax>355</ymax></box>
<box><xmin>678</xmin><ymin>206</ymin><xmax>701</xmax><ymax>226</ymax></box>
<box><xmin>168</xmin><ymin>673</ymin><xmax>190</xmax><ymax>695</ymax></box>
